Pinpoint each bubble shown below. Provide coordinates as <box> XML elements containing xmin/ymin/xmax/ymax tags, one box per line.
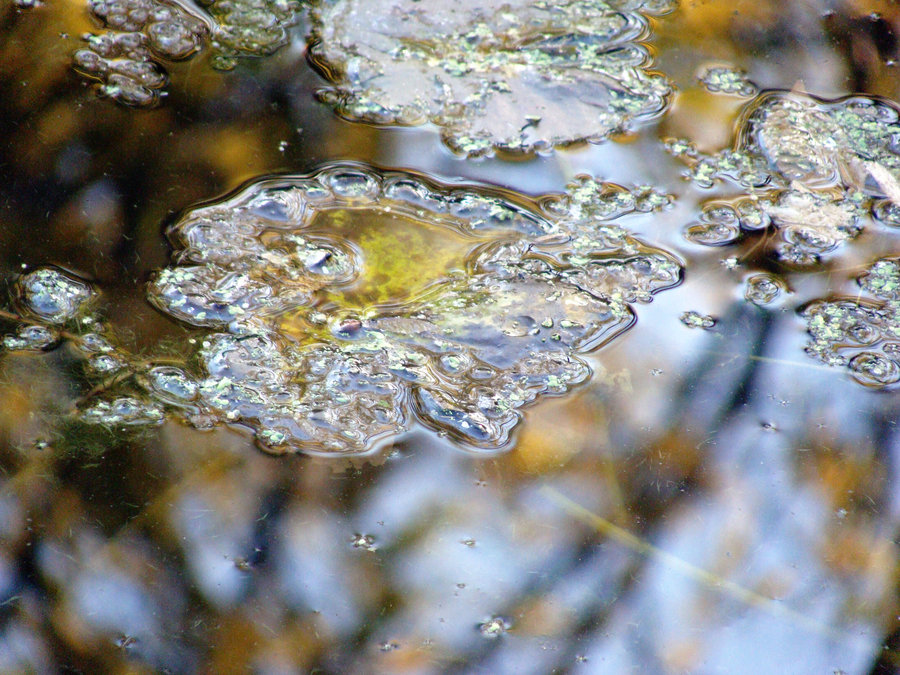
<box><xmin>849</xmin><ymin>351</ymin><xmax>900</xmax><ymax>387</ymax></box>
<box><xmin>87</xmin><ymin>354</ymin><xmax>126</xmax><ymax>374</ymax></box>
<box><xmin>79</xmin><ymin>333</ymin><xmax>115</xmax><ymax>353</ymax></box>
<box><xmin>802</xmin><ymin>259</ymin><xmax>900</xmax><ymax>388</ymax></box>
<box><xmin>146</xmin><ymin>366</ymin><xmax>198</xmax><ymax>403</ymax></box>
<box><xmin>858</xmin><ymin>258</ymin><xmax>900</xmax><ymax>300</ymax></box>
<box><xmin>77</xmin><ymin>0</ymin><xmax>298</xmax><ymax>105</ymax></box>
<box><xmin>2</xmin><ymin>325</ymin><xmax>58</xmax><ymax>351</ymax></box>
<box><xmin>873</xmin><ymin>199</ymin><xmax>900</xmax><ymax>227</ymax></box>
<box><xmin>15</xmin><ymin>267</ymin><xmax>94</xmax><ymax>324</ymax></box>
<box><xmin>744</xmin><ymin>274</ymin><xmax>785</xmax><ymax>306</ymax></box>
<box><xmin>680</xmin><ymin>311</ymin><xmax>716</xmax><ymax>329</ymax></box>
<box><xmin>684</xmin><ymin>221</ymin><xmax>741</xmax><ymax>246</ymax></box>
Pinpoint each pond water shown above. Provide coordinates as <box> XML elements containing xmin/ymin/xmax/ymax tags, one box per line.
<box><xmin>2</xmin><ymin>1</ymin><xmax>900</xmax><ymax>673</ymax></box>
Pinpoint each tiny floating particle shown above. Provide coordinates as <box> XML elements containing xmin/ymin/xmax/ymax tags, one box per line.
<box><xmin>351</xmin><ymin>533</ymin><xmax>377</xmax><ymax>552</ymax></box>
<box><xmin>680</xmin><ymin>311</ymin><xmax>716</xmax><ymax>330</ymax></box>
<box><xmin>478</xmin><ymin>616</ymin><xmax>511</xmax><ymax>639</ymax></box>
<box><xmin>308</xmin><ymin>0</ymin><xmax>676</xmax><ymax>156</ymax></box>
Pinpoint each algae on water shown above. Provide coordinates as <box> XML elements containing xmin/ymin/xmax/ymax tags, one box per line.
<box><xmin>136</xmin><ymin>164</ymin><xmax>681</xmax><ymax>454</ymax></box>
<box><xmin>670</xmin><ymin>90</ymin><xmax>900</xmax><ymax>265</ymax></box>
<box><xmin>309</xmin><ymin>0</ymin><xmax>675</xmax><ymax>156</ymax></box>
<box><xmin>803</xmin><ymin>257</ymin><xmax>900</xmax><ymax>389</ymax></box>
<box><xmin>75</xmin><ymin>0</ymin><xmax>302</xmax><ymax>105</ymax></box>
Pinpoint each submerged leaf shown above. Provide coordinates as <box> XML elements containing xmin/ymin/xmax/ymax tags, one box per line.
<box><xmin>309</xmin><ymin>0</ymin><xmax>675</xmax><ymax>156</ymax></box>
<box><xmin>141</xmin><ymin>163</ymin><xmax>681</xmax><ymax>453</ymax></box>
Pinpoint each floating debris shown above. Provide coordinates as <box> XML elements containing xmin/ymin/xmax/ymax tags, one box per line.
<box><xmin>698</xmin><ymin>65</ymin><xmax>757</xmax><ymax>97</ymax></box>
<box><xmin>802</xmin><ymin>257</ymin><xmax>900</xmax><ymax>388</ymax></box>
<box><xmin>351</xmin><ymin>533</ymin><xmax>377</xmax><ymax>552</ymax></box>
<box><xmin>143</xmin><ymin>164</ymin><xmax>681</xmax><ymax>454</ymax></box>
<box><xmin>75</xmin><ymin>0</ymin><xmax>301</xmax><ymax>105</ymax></box>
<box><xmin>478</xmin><ymin>616</ymin><xmax>511</xmax><ymax>639</ymax></box>
<box><xmin>309</xmin><ymin>0</ymin><xmax>675</xmax><ymax>156</ymax></box>
<box><xmin>14</xmin><ymin>267</ymin><xmax>95</xmax><ymax>325</ymax></box>
<box><xmin>680</xmin><ymin>311</ymin><xmax>716</xmax><ymax>329</ymax></box>
<box><xmin>669</xmin><ymin>90</ymin><xmax>899</xmax><ymax>264</ymax></box>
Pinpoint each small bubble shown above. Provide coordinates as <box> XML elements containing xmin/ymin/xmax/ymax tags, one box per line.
<box><xmin>379</xmin><ymin>641</ymin><xmax>400</xmax><ymax>652</ymax></box>
<box><xmin>684</xmin><ymin>221</ymin><xmax>741</xmax><ymax>246</ymax></box>
<box><xmin>745</xmin><ymin>273</ymin><xmax>784</xmax><ymax>306</ymax></box>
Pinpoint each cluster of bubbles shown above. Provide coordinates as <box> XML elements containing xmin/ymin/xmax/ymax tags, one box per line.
<box><xmin>1</xmin><ymin>267</ymin><xmax>166</xmax><ymax>426</ymax></box>
<box><xmin>75</xmin><ymin>0</ymin><xmax>301</xmax><ymax>104</ymax></box>
<box><xmin>202</xmin><ymin>0</ymin><xmax>303</xmax><ymax>70</ymax></box>
<box><xmin>697</xmin><ymin>65</ymin><xmax>758</xmax><ymax>97</ymax></box>
<box><xmin>802</xmin><ymin>257</ymin><xmax>900</xmax><ymax>388</ymax></box>
<box><xmin>138</xmin><ymin>164</ymin><xmax>681</xmax><ymax>454</ymax></box>
<box><xmin>679</xmin><ymin>310</ymin><xmax>715</xmax><ymax>330</ymax></box>
<box><xmin>309</xmin><ymin>0</ymin><xmax>676</xmax><ymax>156</ymax></box>
<box><xmin>670</xmin><ymin>90</ymin><xmax>900</xmax><ymax>265</ymax></box>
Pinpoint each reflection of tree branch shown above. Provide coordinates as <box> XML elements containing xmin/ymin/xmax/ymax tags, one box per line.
<box><xmin>543</xmin><ymin>486</ymin><xmax>865</xmax><ymax>646</ymax></box>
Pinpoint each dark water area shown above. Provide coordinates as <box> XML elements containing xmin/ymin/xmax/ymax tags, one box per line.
<box><xmin>3</xmin><ymin>1</ymin><xmax>900</xmax><ymax>673</ymax></box>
